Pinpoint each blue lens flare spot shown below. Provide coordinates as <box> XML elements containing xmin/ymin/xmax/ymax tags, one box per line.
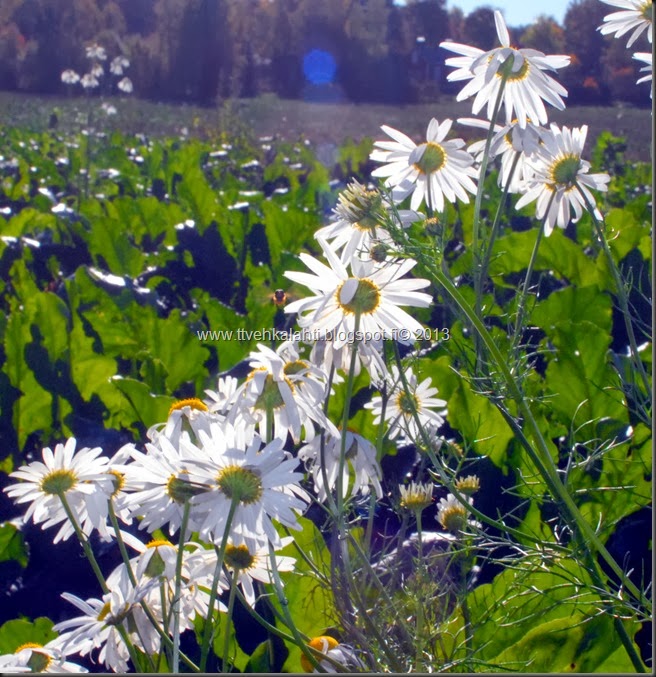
<box><xmin>303</xmin><ymin>49</ymin><xmax>336</xmax><ymax>85</ymax></box>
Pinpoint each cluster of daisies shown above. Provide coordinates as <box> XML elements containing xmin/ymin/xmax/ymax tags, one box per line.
<box><xmin>1</xmin><ymin>4</ymin><xmax>651</xmax><ymax>673</ymax></box>
<box><xmin>61</xmin><ymin>43</ymin><xmax>133</xmax><ymax>95</ymax></box>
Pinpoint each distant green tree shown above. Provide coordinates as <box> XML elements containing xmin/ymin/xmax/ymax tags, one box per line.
<box><xmin>562</xmin><ymin>0</ymin><xmax>610</xmax><ymax>102</ymax></box>
<box><xmin>519</xmin><ymin>15</ymin><xmax>566</xmax><ymax>53</ymax></box>
<box><xmin>12</xmin><ymin>0</ymin><xmax>103</xmax><ymax>92</ymax></box>
<box><xmin>462</xmin><ymin>6</ymin><xmax>499</xmax><ymax>50</ymax></box>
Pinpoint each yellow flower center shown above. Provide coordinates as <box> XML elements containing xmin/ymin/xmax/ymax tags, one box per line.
<box><xmin>301</xmin><ymin>636</ymin><xmax>340</xmax><ymax>672</ymax></box>
<box><xmin>109</xmin><ymin>469</ymin><xmax>125</xmax><ymax>497</ymax></box>
<box><xmin>40</xmin><ymin>468</ymin><xmax>77</xmax><ymax>495</ymax></box>
<box><xmin>396</xmin><ymin>390</ymin><xmax>419</xmax><ymax>416</ymax></box>
<box><xmin>438</xmin><ymin>504</ymin><xmax>469</xmax><ymax>532</ymax></box>
<box><xmin>216</xmin><ymin>465</ymin><xmax>263</xmax><ymax>504</ymax></box>
<box><xmin>336</xmin><ymin>278</ymin><xmax>381</xmax><ymax>315</ymax></box>
<box><xmin>225</xmin><ymin>543</ymin><xmax>256</xmax><ymax>570</ymax></box>
<box><xmin>413</xmin><ymin>141</ymin><xmax>446</xmax><ymax>175</ymax></box>
<box><xmin>641</xmin><ymin>1</ymin><xmax>652</xmax><ymax>21</ymax></box>
<box><xmin>169</xmin><ymin>398</ymin><xmax>208</xmax><ymax>416</ymax></box>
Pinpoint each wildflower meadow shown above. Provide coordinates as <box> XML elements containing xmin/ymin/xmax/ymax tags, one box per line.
<box><xmin>0</xmin><ymin>2</ymin><xmax>652</xmax><ymax>674</ymax></box>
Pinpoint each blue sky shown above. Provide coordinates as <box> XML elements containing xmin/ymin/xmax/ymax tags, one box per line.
<box><xmin>447</xmin><ymin>0</ymin><xmax>571</xmax><ymax>27</ymax></box>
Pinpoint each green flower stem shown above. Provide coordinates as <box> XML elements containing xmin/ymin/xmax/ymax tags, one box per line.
<box><xmin>407</xmin><ymin>258</ymin><xmax>651</xmax><ymax>613</ymax></box>
<box><xmin>57</xmin><ymin>492</ymin><xmax>108</xmax><ymax>594</ymax></box>
<box><xmin>221</xmin><ymin>570</ymin><xmax>239</xmax><ymax>673</ymax></box>
<box><xmin>471</xmin><ymin>71</ymin><xmax>509</xmax><ymax>257</ymax></box>
<box><xmin>576</xmin><ymin>184</ymin><xmax>651</xmax><ymax>402</ymax></box>
<box><xmin>199</xmin><ymin>496</ymin><xmax>239</xmax><ymax>672</ymax></box>
<box><xmin>172</xmin><ymin>500</ymin><xmax>191</xmax><ymax>673</ymax></box>
<box><xmin>345</xmin><ymin>531</ymin><xmax>414</xmax><ymax>646</ymax></box>
<box><xmin>333</xmin><ymin>313</ymin><xmax>362</xmax><ymax>618</ymax></box>
<box><xmin>57</xmin><ymin>493</ymin><xmax>150</xmax><ymax>671</ymax></box>
<box><xmin>265</xmin><ymin>541</ymin><xmax>324</xmax><ymax>673</ymax></box>
<box><xmin>475</xmin><ymin>151</ymin><xmax>522</xmax><ymax>318</ymax></box>
<box><xmin>106</xmin><ymin>502</ymin><xmax>199</xmax><ymax>672</ymax></box>
<box><xmin>510</xmin><ymin>214</ymin><xmax>546</xmax><ymax>357</ymax></box>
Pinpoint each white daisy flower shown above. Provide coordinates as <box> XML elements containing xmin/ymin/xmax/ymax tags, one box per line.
<box><xmin>85</xmin><ymin>43</ymin><xmax>106</xmax><ymax>61</ymax></box>
<box><xmin>110</xmin><ymin>56</ymin><xmax>130</xmax><ymax>75</ymax></box>
<box><xmin>117</xmin><ymin>77</ymin><xmax>133</xmax><ymax>94</ymax></box>
<box><xmin>204</xmin><ymin>375</ymin><xmax>240</xmax><ymax>416</ymax></box>
<box><xmin>399</xmin><ymin>480</ymin><xmax>434</xmax><ymax>512</ymax></box>
<box><xmin>436</xmin><ymin>493</ymin><xmax>479</xmax><ymax>533</ymax></box>
<box><xmin>301</xmin><ymin>636</ymin><xmax>365</xmax><ymax>673</ymax></box>
<box><xmin>0</xmin><ymin>653</ymin><xmax>31</xmax><ymax>672</ymax></box>
<box><xmin>147</xmin><ymin>397</ymin><xmax>217</xmax><ymax>448</ymax></box>
<box><xmin>80</xmin><ymin>73</ymin><xmax>99</xmax><ymax>90</ymax></box>
<box><xmin>298</xmin><ymin>429</ymin><xmax>383</xmax><ymax>502</ymax></box>
<box><xmin>459</xmin><ymin>117</ymin><xmax>545</xmax><ymax>192</ymax></box>
<box><xmin>229</xmin><ymin>341</ymin><xmax>335</xmax><ymax>443</ymax></box>
<box><xmin>107</xmin><ymin>541</ymin><xmax>220</xmax><ymax>634</ymax></box>
<box><xmin>60</xmin><ymin>69</ymin><xmax>80</xmax><ymax>85</ymax></box>
<box><xmin>515</xmin><ymin>124</ymin><xmax>610</xmax><ymax>236</ymax></box>
<box><xmin>55</xmin><ymin>579</ymin><xmax>157</xmax><ymax>673</ymax></box>
<box><xmin>90</xmin><ymin>63</ymin><xmax>104</xmax><ymax>78</ymax></box>
<box><xmin>633</xmin><ymin>52</ymin><xmax>653</xmax><ymax>94</ymax></box>
<box><xmin>370</xmin><ymin>118</ymin><xmax>478</xmax><ymax>212</ymax></box>
<box><xmin>186</xmin><ymin>423</ymin><xmax>309</xmax><ymax>549</ymax></box>
<box><xmin>9</xmin><ymin>639</ymin><xmax>87</xmax><ymax>673</ymax></box>
<box><xmin>365</xmin><ymin>365</ymin><xmax>447</xmax><ymax>444</ymax></box>
<box><xmin>309</xmin><ymin>335</ymin><xmax>388</xmax><ymax>384</ymax></box>
<box><xmin>599</xmin><ymin>0</ymin><xmax>653</xmax><ymax>47</ymax></box>
<box><xmin>315</xmin><ymin>179</ymin><xmax>421</xmax><ymax>263</ymax></box>
<box><xmin>3</xmin><ymin>438</ymin><xmax>114</xmax><ymax>543</ymax></box>
<box><xmin>284</xmin><ymin>239</ymin><xmax>432</xmax><ymax>349</ymax></box>
<box><xmin>119</xmin><ymin>432</ymin><xmax>209</xmax><ymax>536</ymax></box>
<box><xmin>188</xmin><ymin>539</ymin><xmax>295</xmax><ymax>608</ymax></box>
<box><xmin>440</xmin><ymin>11</ymin><xmax>570</xmax><ymax>128</ymax></box>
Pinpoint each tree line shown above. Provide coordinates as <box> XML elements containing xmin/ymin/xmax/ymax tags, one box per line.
<box><xmin>0</xmin><ymin>0</ymin><xmax>648</xmax><ymax>106</ymax></box>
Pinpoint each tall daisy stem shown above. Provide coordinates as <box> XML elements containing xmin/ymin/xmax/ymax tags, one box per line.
<box><xmin>510</xmin><ymin>211</ymin><xmax>547</xmax><ymax>359</ymax></box>
<box><xmin>199</xmin><ymin>497</ymin><xmax>239</xmax><ymax>672</ymax></box>
<box><xmin>57</xmin><ymin>492</ymin><xmax>108</xmax><ymax>594</ymax></box>
<box><xmin>172</xmin><ymin>500</ymin><xmax>191</xmax><ymax>673</ymax></box>
<box><xmin>475</xmin><ymin>151</ymin><xmax>522</xmax><ymax>317</ymax></box>
<box><xmin>221</xmin><ymin>571</ymin><xmax>239</xmax><ymax>673</ymax></box>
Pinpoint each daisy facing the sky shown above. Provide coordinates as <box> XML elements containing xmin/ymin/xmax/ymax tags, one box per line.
<box><xmin>284</xmin><ymin>238</ymin><xmax>432</xmax><ymax>349</ymax></box>
<box><xmin>370</xmin><ymin>117</ymin><xmax>478</xmax><ymax>212</ymax></box>
<box><xmin>440</xmin><ymin>11</ymin><xmax>570</xmax><ymax>129</ymax></box>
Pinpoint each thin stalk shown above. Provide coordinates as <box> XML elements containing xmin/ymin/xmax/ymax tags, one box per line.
<box><xmin>199</xmin><ymin>497</ymin><xmax>239</xmax><ymax>671</ymax></box>
<box><xmin>57</xmin><ymin>492</ymin><xmax>108</xmax><ymax>593</ymax></box>
<box><xmin>510</xmin><ymin>215</ymin><xmax>547</xmax><ymax>358</ymax></box>
<box><xmin>393</xmin><ymin>260</ymin><xmax>650</xmax><ymax>613</ymax></box>
<box><xmin>107</xmin><ymin>503</ymin><xmax>199</xmax><ymax>672</ymax></box>
<box><xmin>471</xmin><ymin>72</ymin><xmax>509</xmax><ymax>256</ymax></box>
<box><xmin>266</xmin><ymin>541</ymin><xmax>324</xmax><ymax>673</ymax></box>
<box><xmin>221</xmin><ymin>571</ymin><xmax>239</xmax><ymax>673</ymax></box>
<box><xmin>475</xmin><ymin>151</ymin><xmax>522</xmax><ymax>317</ymax></box>
<box><xmin>172</xmin><ymin>500</ymin><xmax>191</xmax><ymax>673</ymax></box>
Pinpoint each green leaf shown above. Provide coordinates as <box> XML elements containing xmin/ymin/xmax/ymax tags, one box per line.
<box><xmin>543</xmin><ymin>320</ymin><xmax>628</xmax><ymax>432</ymax></box>
<box><xmin>493</xmin><ymin>613</ymin><xmax>642</xmax><ymax>672</ymax></box>
<box><xmin>0</xmin><ymin>523</ymin><xmax>29</xmax><ymax>568</ymax></box>
<box><xmin>0</xmin><ymin>617</ymin><xmax>56</xmax><ymax>653</ymax></box>
<box><xmin>447</xmin><ymin>378</ymin><xmax>514</xmax><ymax>467</ymax></box>
<box><xmin>109</xmin><ymin>377</ymin><xmax>174</xmax><ymax>431</ymax></box>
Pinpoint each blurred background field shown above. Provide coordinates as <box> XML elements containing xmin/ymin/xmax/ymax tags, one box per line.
<box><xmin>0</xmin><ymin>92</ymin><xmax>652</xmax><ymax>163</ymax></box>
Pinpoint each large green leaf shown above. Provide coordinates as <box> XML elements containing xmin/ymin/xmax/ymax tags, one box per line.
<box><xmin>0</xmin><ymin>523</ymin><xmax>29</xmax><ymax>568</ymax></box>
<box><xmin>0</xmin><ymin>617</ymin><xmax>56</xmax><ymax>654</ymax></box>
